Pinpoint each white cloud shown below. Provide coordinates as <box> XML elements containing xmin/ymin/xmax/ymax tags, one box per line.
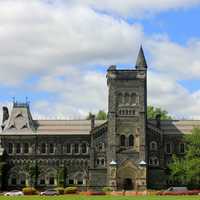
<box><xmin>0</xmin><ymin>0</ymin><xmax>143</xmax><ymax>85</ymax></box>
<box><xmin>147</xmin><ymin>37</ymin><xmax>200</xmax><ymax>80</ymax></box>
<box><xmin>32</xmin><ymin>67</ymin><xmax>107</xmax><ymax>119</ymax></box>
<box><xmin>0</xmin><ymin>0</ymin><xmax>200</xmax><ymax>119</ymax></box>
<box><xmin>72</xmin><ymin>0</ymin><xmax>200</xmax><ymax>17</ymax></box>
<box><xmin>148</xmin><ymin>72</ymin><xmax>200</xmax><ymax>119</ymax></box>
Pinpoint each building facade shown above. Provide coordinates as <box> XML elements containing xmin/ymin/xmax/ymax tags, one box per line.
<box><xmin>0</xmin><ymin>47</ymin><xmax>198</xmax><ymax>190</ymax></box>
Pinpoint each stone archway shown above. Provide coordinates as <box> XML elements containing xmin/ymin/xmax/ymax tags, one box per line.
<box><xmin>117</xmin><ymin>160</ymin><xmax>139</xmax><ymax>190</ymax></box>
<box><xmin>123</xmin><ymin>178</ymin><xmax>133</xmax><ymax>190</ymax></box>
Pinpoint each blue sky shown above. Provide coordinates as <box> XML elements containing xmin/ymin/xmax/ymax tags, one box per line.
<box><xmin>0</xmin><ymin>0</ymin><xmax>200</xmax><ymax>119</ymax></box>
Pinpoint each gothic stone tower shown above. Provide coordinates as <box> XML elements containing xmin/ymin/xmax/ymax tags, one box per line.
<box><xmin>106</xmin><ymin>47</ymin><xmax>148</xmax><ymax>190</ymax></box>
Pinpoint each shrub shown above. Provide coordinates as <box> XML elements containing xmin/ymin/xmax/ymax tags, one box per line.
<box><xmin>102</xmin><ymin>187</ymin><xmax>113</xmax><ymax>192</ymax></box>
<box><xmin>55</xmin><ymin>187</ymin><xmax>64</xmax><ymax>195</ymax></box>
<box><xmin>22</xmin><ymin>187</ymin><xmax>37</xmax><ymax>195</ymax></box>
<box><xmin>64</xmin><ymin>187</ymin><xmax>78</xmax><ymax>194</ymax></box>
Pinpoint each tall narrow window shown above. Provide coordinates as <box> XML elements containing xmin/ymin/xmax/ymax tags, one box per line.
<box><xmin>179</xmin><ymin>143</ymin><xmax>185</xmax><ymax>154</ymax></box>
<box><xmin>120</xmin><ymin>135</ymin><xmax>126</xmax><ymax>146</ymax></box>
<box><xmin>82</xmin><ymin>143</ymin><xmax>87</xmax><ymax>154</ymax></box>
<box><xmin>118</xmin><ymin>93</ymin><xmax>123</xmax><ymax>105</ymax></box>
<box><xmin>24</xmin><ymin>143</ymin><xmax>29</xmax><ymax>154</ymax></box>
<box><xmin>74</xmin><ymin>144</ymin><xmax>79</xmax><ymax>154</ymax></box>
<box><xmin>16</xmin><ymin>143</ymin><xmax>21</xmax><ymax>154</ymax></box>
<box><xmin>49</xmin><ymin>144</ymin><xmax>54</xmax><ymax>154</ymax></box>
<box><xmin>130</xmin><ymin>93</ymin><xmax>136</xmax><ymax>105</ymax></box>
<box><xmin>166</xmin><ymin>143</ymin><xmax>172</xmax><ymax>154</ymax></box>
<box><xmin>8</xmin><ymin>143</ymin><xmax>13</xmax><ymax>154</ymax></box>
<box><xmin>128</xmin><ymin>135</ymin><xmax>134</xmax><ymax>146</ymax></box>
<box><xmin>66</xmin><ymin>144</ymin><xmax>71</xmax><ymax>154</ymax></box>
<box><xmin>41</xmin><ymin>143</ymin><xmax>46</xmax><ymax>154</ymax></box>
<box><xmin>124</xmin><ymin>93</ymin><xmax>130</xmax><ymax>104</ymax></box>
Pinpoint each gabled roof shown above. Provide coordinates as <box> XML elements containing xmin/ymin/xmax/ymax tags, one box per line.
<box><xmin>3</xmin><ymin>102</ymin><xmax>35</xmax><ymax>132</ymax></box>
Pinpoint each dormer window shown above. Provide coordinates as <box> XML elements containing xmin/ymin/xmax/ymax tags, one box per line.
<box><xmin>16</xmin><ymin>113</ymin><xmax>23</xmax><ymax>118</ymax></box>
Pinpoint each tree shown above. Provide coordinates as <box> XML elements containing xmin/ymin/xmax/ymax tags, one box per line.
<box><xmin>57</xmin><ymin>164</ymin><xmax>67</xmax><ymax>187</ymax></box>
<box><xmin>23</xmin><ymin>161</ymin><xmax>40</xmax><ymax>187</ymax></box>
<box><xmin>96</xmin><ymin>110</ymin><xmax>107</xmax><ymax>120</ymax></box>
<box><xmin>86</xmin><ymin>110</ymin><xmax>107</xmax><ymax>120</ymax></box>
<box><xmin>147</xmin><ymin>105</ymin><xmax>172</xmax><ymax>120</ymax></box>
<box><xmin>169</xmin><ymin>128</ymin><xmax>200</xmax><ymax>188</ymax></box>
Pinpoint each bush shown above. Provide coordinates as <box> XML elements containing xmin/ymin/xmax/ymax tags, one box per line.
<box><xmin>102</xmin><ymin>187</ymin><xmax>113</xmax><ymax>192</ymax></box>
<box><xmin>64</xmin><ymin>187</ymin><xmax>78</xmax><ymax>194</ymax></box>
<box><xmin>55</xmin><ymin>187</ymin><xmax>64</xmax><ymax>195</ymax></box>
<box><xmin>22</xmin><ymin>187</ymin><xmax>37</xmax><ymax>195</ymax></box>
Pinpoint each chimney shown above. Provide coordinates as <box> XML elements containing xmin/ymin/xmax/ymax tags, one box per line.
<box><xmin>91</xmin><ymin>115</ymin><xmax>95</xmax><ymax>130</ymax></box>
<box><xmin>156</xmin><ymin>114</ymin><xmax>161</xmax><ymax>129</ymax></box>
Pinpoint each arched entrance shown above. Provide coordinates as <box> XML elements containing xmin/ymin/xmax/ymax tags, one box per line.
<box><xmin>123</xmin><ymin>178</ymin><xmax>133</xmax><ymax>190</ymax></box>
<box><xmin>117</xmin><ymin>160</ymin><xmax>139</xmax><ymax>190</ymax></box>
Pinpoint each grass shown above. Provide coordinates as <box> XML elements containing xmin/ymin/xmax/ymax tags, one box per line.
<box><xmin>0</xmin><ymin>195</ymin><xmax>200</xmax><ymax>200</ymax></box>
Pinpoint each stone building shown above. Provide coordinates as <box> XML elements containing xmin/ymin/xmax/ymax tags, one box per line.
<box><xmin>0</xmin><ymin>47</ymin><xmax>198</xmax><ymax>190</ymax></box>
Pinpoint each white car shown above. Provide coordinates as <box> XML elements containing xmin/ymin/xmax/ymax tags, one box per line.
<box><xmin>4</xmin><ymin>190</ymin><xmax>24</xmax><ymax>196</ymax></box>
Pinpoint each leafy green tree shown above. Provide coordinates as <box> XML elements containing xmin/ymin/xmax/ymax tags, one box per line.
<box><xmin>57</xmin><ymin>164</ymin><xmax>67</xmax><ymax>187</ymax></box>
<box><xmin>147</xmin><ymin>105</ymin><xmax>172</xmax><ymax>120</ymax></box>
<box><xmin>96</xmin><ymin>110</ymin><xmax>107</xmax><ymax>120</ymax></box>
<box><xmin>23</xmin><ymin>161</ymin><xmax>40</xmax><ymax>187</ymax></box>
<box><xmin>86</xmin><ymin>110</ymin><xmax>107</xmax><ymax>120</ymax></box>
<box><xmin>169</xmin><ymin>128</ymin><xmax>200</xmax><ymax>188</ymax></box>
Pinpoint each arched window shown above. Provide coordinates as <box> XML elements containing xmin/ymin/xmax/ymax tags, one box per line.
<box><xmin>118</xmin><ymin>93</ymin><xmax>123</xmax><ymax>105</ymax></box>
<box><xmin>24</xmin><ymin>143</ymin><xmax>29</xmax><ymax>154</ymax></box>
<box><xmin>150</xmin><ymin>141</ymin><xmax>157</xmax><ymax>151</ymax></box>
<box><xmin>16</xmin><ymin>143</ymin><xmax>21</xmax><ymax>154</ymax></box>
<box><xmin>41</xmin><ymin>143</ymin><xmax>46</xmax><ymax>154</ymax></box>
<box><xmin>82</xmin><ymin>143</ymin><xmax>87</xmax><ymax>154</ymax></box>
<box><xmin>11</xmin><ymin>174</ymin><xmax>17</xmax><ymax>185</ymax></box>
<box><xmin>66</xmin><ymin>144</ymin><xmax>71</xmax><ymax>154</ymax></box>
<box><xmin>120</xmin><ymin>135</ymin><xmax>126</xmax><ymax>146</ymax></box>
<box><xmin>128</xmin><ymin>135</ymin><xmax>134</xmax><ymax>146</ymax></box>
<box><xmin>101</xmin><ymin>159</ymin><xmax>105</xmax><ymax>166</ymax></box>
<box><xmin>8</xmin><ymin>143</ymin><xmax>13</xmax><ymax>154</ymax></box>
<box><xmin>130</xmin><ymin>93</ymin><xmax>137</xmax><ymax>105</ymax></box>
<box><xmin>19</xmin><ymin>173</ymin><xmax>26</xmax><ymax>185</ymax></box>
<box><xmin>149</xmin><ymin>157</ymin><xmax>159</xmax><ymax>166</ymax></box>
<box><xmin>74</xmin><ymin>144</ymin><xmax>79</xmax><ymax>154</ymax></box>
<box><xmin>124</xmin><ymin>93</ymin><xmax>130</xmax><ymax>104</ymax></box>
<box><xmin>49</xmin><ymin>144</ymin><xmax>54</xmax><ymax>154</ymax></box>
<box><xmin>165</xmin><ymin>143</ymin><xmax>172</xmax><ymax>154</ymax></box>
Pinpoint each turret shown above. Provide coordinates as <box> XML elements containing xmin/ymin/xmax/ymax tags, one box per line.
<box><xmin>135</xmin><ymin>46</ymin><xmax>147</xmax><ymax>70</ymax></box>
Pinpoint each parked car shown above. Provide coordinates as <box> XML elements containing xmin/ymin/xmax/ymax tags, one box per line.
<box><xmin>157</xmin><ymin>187</ymin><xmax>200</xmax><ymax>195</ymax></box>
<box><xmin>40</xmin><ymin>189</ymin><xmax>59</xmax><ymax>196</ymax></box>
<box><xmin>4</xmin><ymin>190</ymin><xmax>24</xmax><ymax>196</ymax></box>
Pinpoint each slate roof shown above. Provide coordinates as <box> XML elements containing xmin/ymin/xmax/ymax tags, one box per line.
<box><xmin>1</xmin><ymin>102</ymin><xmax>106</xmax><ymax>135</ymax></box>
<box><xmin>148</xmin><ymin>120</ymin><xmax>200</xmax><ymax>135</ymax></box>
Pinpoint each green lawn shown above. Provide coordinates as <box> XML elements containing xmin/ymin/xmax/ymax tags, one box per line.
<box><xmin>0</xmin><ymin>195</ymin><xmax>199</xmax><ymax>200</ymax></box>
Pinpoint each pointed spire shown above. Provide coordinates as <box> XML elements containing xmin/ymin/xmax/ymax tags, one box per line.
<box><xmin>135</xmin><ymin>45</ymin><xmax>147</xmax><ymax>69</ymax></box>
